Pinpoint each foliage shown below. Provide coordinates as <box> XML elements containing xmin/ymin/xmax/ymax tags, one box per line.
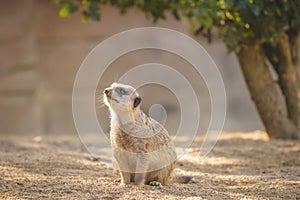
<box><xmin>50</xmin><ymin>0</ymin><xmax>300</xmax><ymax>139</ymax></box>
<box><xmin>50</xmin><ymin>0</ymin><xmax>300</xmax><ymax>53</ymax></box>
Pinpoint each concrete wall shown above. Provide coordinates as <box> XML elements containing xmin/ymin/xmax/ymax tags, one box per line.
<box><xmin>0</xmin><ymin>0</ymin><xmax>263</xmax><ymax>135</ymax></box>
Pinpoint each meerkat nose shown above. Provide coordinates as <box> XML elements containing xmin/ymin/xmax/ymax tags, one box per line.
<box><xmin>104</xmin><ymin>88</ymin><xmax>112</xmax><ymax>96</ymax></box>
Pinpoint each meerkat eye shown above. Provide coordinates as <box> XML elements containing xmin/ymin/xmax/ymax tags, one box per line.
<box><xmin>119</xmin><ymin>88</ymin><xmax>126</xmax><ymax>95</ymax></box>
<box><xmin>116</xmin><ymin>87</ymin><xmax>126</xmax><ymax>95</ymax></box>
<box><xmin>133</xmin><ymin>97</ymin><xmax>141</xmax><ymax>108</ymax></box>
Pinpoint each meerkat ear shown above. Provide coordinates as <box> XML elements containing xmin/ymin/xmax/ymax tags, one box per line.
<box><xmin>133</xmin><ymin>97</ymin><xmax>142</xmax><ymax>108</ymax></box>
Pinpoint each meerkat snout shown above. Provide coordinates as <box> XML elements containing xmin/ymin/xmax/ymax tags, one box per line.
<box><xmin>104</xmin><ymin>88</ymin><xmax>112</xmax><ymax>97</ymax></box>
<box><xmin>104</xmin><ymin>88</ymin><xmax>111</xmax><ymax>94</ymax></box>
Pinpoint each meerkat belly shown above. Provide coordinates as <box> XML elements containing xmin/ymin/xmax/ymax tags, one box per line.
<box><xmin>146</xmin><ymin>142</ymin><xmax>177</xmax><ymax>172</ymax></box>
<box><xmin>112</xmin><ymin>130</ymin><xmax>177</xmax><ymax>172</ymax></box>
<box><xmin>112</xmin><ymin>147</ymin><xmax>137</xmax><ymax>172</ymax></box>
<box><xmin>112</xmin><ymin>143</ymin><xmax>176</xmax><ymax>174</ymax></box>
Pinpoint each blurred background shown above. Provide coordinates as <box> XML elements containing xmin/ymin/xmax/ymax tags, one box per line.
<box><xmin>0</xmin><ymin>0</ymin><xmax>264</xmax><ymax>136</ymax></box>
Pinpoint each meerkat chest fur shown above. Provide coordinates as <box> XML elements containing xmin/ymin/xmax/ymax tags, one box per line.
<box><xmin>110</xmin><ymin>109</ymin><xmax>172</xmax><ymax>153</ymax></box>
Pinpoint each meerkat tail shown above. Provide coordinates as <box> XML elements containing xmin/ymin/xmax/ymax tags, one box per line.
<box><xmin>169</xmin><ymin>176</ymin><xmax>192</xmax><ymax>184</ymax></box>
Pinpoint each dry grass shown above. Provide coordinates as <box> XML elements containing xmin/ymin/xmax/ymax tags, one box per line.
<box><xmin>0</xmin><ymin>131</ymin><xmax>299</xmax><ymax>199</ymax></box>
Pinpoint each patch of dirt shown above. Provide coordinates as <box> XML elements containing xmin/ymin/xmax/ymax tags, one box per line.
<box><xmin>0</xmin><ymin>131</ymin><xmax>299</xmax><ymax>199</ymax></box>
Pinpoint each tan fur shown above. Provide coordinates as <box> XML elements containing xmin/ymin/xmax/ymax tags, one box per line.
<box><xmin>104</xmin><ymin>83</ymin><xmax>190</xmax><ymax>186</ymax></box>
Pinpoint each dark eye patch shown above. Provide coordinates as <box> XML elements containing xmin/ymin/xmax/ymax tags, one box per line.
<box><xmin>115</xmin><ymin>87</ymin><xmax>127</xmax><ymax>95</ymax></box>
<box><xmin>133</xmin><ymin>97</ymin><xmax>141</xmax><ymax>108</ymax></box>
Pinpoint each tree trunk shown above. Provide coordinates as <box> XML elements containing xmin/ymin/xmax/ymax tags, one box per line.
<box><xmin>236</xmin><ymin>40</ymin><xmax>299</xmax><ymax>139</ymax></box>
<box><xmin>275</xmin><ymin>32</ymin><xmax>300</xmax><ymax>131</ymax></box>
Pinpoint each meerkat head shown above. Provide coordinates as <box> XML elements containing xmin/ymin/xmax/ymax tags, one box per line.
<box><xmin>103</xmin><ymin>83</ymin><xmax>142</xmax><ymax>114</ymax></box>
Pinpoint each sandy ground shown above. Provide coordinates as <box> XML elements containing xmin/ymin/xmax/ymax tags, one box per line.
<box><xmin>0</xmin><ymin>131</ymin><xmax>299</xmax><ymax>200</ymax></box>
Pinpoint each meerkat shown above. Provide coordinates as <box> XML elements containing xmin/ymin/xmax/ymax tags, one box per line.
<box><xmin>103</xmin><ymin>82</ymin><xmax>191</xmax><ymax>186</ymax></box>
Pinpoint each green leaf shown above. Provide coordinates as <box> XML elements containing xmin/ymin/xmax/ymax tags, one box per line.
<box><xmin>59</xmin><ymin>3</ymin><xmax>71</xmax><ymax>17</ymax></box>
<box><xmin>59</xmin><ymin>2</ymin><xmax>78</xmax><ymax>17</ymax></box>
<box><xmin>81</xmin><ymin>11</ymin><xmax>89</xmax><ymax>23</ymax></box>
